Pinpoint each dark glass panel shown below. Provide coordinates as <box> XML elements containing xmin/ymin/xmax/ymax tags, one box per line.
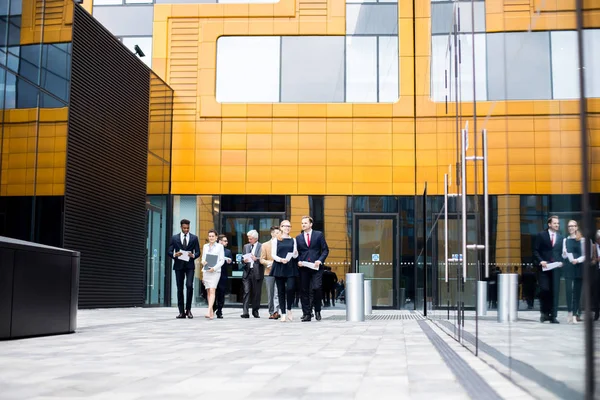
<box><xmin>353</xmin><ymin>196</ymin><xmax>399</xmax><ymax>213</ymax></box>
<box><xmin>34</xmin><ymin>196</ymin><xmax>64</xmax><ymax>247</ymax></box>
<box><xmin>0</xmin><ymin>196</ymin><xmax>33</xmax><ymax>241</ymax></box>
<box><xmin>220</xmin><ymin>195</ymin><xmax>285</xmax><ymax>212</ymax></box>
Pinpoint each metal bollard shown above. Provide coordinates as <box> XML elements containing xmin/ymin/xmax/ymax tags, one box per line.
<box><xmin>345</xmin><ymin>273</ymin><xmax>365</xmax><ymax>322</ymax></box>
<box><xmin>497</xmin><ymin>273</ymin><xmax>519</xmax><ymax>323</ymax></box>
<box><xmin>364</xmin><ymin>280</ymin><xmax>372</xmax><ymax>316</ymax></box>
<box><xmin>477</xmin><ymin>281</ymin><xmax>488</xmax><ymax>316</ymax></box>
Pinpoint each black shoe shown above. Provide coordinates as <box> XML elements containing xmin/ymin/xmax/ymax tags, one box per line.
<box><xmin>315</xmin><ymin>312</ymin><xmax>321</xmax><ymax>321</ymax></box>
<box><xmin>550</xmin><ymin>318</ymin><xmax>560</xmax><ymax>324</ymax></box>
<box><xmin>176</xmin><ymin>313</ymin><xmax>186</xmax><ymax>319</ymax></box>
<box><xmin>217</xmin><ymin>315</ymin><xmax>223</xmax><ymax>319</ymax></box>
<box><xmin>186</xmin><ymin>310</ymin><xmax>193</xmax><ymax>319</ymax></box>
<box><xmin>540</xmin><ymin>315</ymin><xmax>547</xmax><ymax>323</ymax></box>
<box><xmin>252</xmin><ymin>312</ymin><xmax>260</xmax><ymax>318</ymax></box>
<box><xmin>594</xmin><ymin>311</ymin><xmax>599</xmax><ymax>321</ymax></box>
<box><xmin>240</xmin><ymin>314</ymin><xmax>250</xmax><ymax>318</ymax></box>
<box><xmin>301</xmin><ymin>315</ymin><xmax>311</xmax><ymax>322</ymax></box>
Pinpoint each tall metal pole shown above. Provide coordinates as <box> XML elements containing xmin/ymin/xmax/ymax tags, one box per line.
<box><xmin>575</xmin><ymin>0</ymin><xmax>593</xmax><ymax>397</ymax></box>
<box><xmin>483</xmin><ymin>129</ymin><xmax>489</xmax><ymax>278</ymax></box>
<box><xmin>444</xmin><ymin>174</ymin><xmax>449</xmax><ymax>283</ymax></box>
<box><xmin>461</xmin><ymin>129</ymin><xmax>467</xmax><ymax>282</ymax></box>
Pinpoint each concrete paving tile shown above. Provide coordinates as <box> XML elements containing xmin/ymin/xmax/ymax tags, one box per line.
<box><xmin>0</xmin><ymin>308</ymin><xmax>565</xmax><ymax>400</ymax></box>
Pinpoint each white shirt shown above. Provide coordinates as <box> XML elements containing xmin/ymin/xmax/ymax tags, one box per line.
<box><xmin>549</xmin><ymin>231</ymin><xmax>556</xmax><ymax>246</ymax></box>
<box><xmin>202</xmin><ymin>242</ymin><xmax>225</xmax><ymax>273</ymax></box>
<box><xmin>304</xmin><ymin>229</ymin><xmax>313</xmax><ymax>245</ymax></box>
<box><xmin>180</xmin><ymin>232</ymin><xmax>190</xmax><ymax>247</ymax></box>
<box><xmin>249</xmin><ymin>242</ymin><xmax>258</xmax><ymax>268</ymax></box>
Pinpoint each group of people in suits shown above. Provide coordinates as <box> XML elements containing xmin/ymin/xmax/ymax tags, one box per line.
<box><xmin>533</xmin><ymin>215</ymin><xmax>596</xmax><ymax>324</ymax></box>
<box><xmin>168</xmin><ymin>216</ymin><xmax>329</xmax><ymax>322</ymax></box>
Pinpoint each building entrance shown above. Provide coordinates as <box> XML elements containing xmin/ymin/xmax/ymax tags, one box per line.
<box><xmin>220</xmin><ymin>213</ymin><xmax>285</xmax><ymax>305</ymax></box>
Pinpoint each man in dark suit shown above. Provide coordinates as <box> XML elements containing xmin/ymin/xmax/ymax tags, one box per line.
<box><xmin>297</xmin><ymin>216</ymin><xmax>329</xmax><ymax>322</ymax></box>
<box><xmin>168</xmin><ymin>219</ymin><xmax>201</xmax><ymax>319</ymax></box>
<box><xmin>241</xmin><ymin>229</ymin><xmax>263</xmax><ymax>318</ymax></box>
<box><xmin>213</xmin><ymin>234</ymin><xmax>232</xmax><ymax>319</ymax></box>
<box><xmin>533</xmin><ymin>215</ymin><xmax>563</xmax><ymax>323</ymax></box>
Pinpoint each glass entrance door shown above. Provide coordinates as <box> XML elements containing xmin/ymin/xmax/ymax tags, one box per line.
<box><xmin>355</xmin><ymin>215</ymin><xmax>397</xmax><ymax>308</ymax></box>
<box><xmin>220</xmin><ymin>213</ymin><xmax>285</xmax><ymax>305</ymax></box>
<box><xmin>145</xmin><ymin>204</ymin><xmax>165</xmax><ymax>305</ymax></box>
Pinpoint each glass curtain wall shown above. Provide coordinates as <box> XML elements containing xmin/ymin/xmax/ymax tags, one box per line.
<box><xmin>170</xmin><ymin>195</ymin><xmax>417</xmax><ymax>310</ymax></box>
<box><xmin>422</xmin><ymin>0</ymin><xmax>597</xmax><ymax>397</ymax></box>
<box><xmin>0</xmin><ymin>0</ymin><xmax>71</xmax><ymax>246</ymax></box>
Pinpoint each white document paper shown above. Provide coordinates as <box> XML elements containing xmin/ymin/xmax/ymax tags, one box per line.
<box><xmin>285</xmin><ymin>252</ymin><xmax>294</xmax><ymax>262</ymax></box>
<box><xmin>566</xmin><ymin>253</ymin><xmax>575</xmax><ymax>263</ymax></box>
<box><xmin>243</xmin><ymin>253</ymin><xmax>254</xmax><ymax>263</ymax></box>
<box><xmin>178</xmin><ymin>250</ymin><xmax>190</xmax><ymax>262</ymax></box>
<box><xmin>302</xmin><ymin>262</ymin><xmax>318</xmax><ymax>270</ymax></box>
<box><xmin>542</xmin><ymin>262</ymin><xmax>563</xmax><ymax>271</ymax></box>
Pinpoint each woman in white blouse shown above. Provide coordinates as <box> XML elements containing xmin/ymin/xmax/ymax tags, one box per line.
<box><xmin>201</xmin><ymin>229</ymin><xmax>225</xmax><ymax>319</ymax></box>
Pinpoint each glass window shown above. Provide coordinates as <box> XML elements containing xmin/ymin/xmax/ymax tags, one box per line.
<box><xmin>346</xmin><ymin>4</ymin><xmax>398</xmax><ymax>35</ymax></box>
<box><xmin>92</xmin><ymin>6</ymin><xmax>154</xmax><ymax>36</ymax></box>
<box><xmin>122</xmin><ymin>36</ymin><xmax>152</xmax><ymax>68</ymax></box>
<box><xmin>281</xmin><ymin>36</ymin><xmax>345</xmax><ymax>102</ymax></box>
<box><xmin>0</xmin><ymin>15</ymin><xmax>21</xmax><ymax>48</ymax></box>
<box><xmin>487</xmin><ymin>32</ymin><xmax>552</xmax><ymax>101</ymax></box>
<box><xmin>583</xmin><ymin>29</ymin><xmax>600</xmax><ymax>98</ymax></box>
<box><xmin>550</xmin><ymin>31</ymin><xmax>578</xmax><ymax>100</ymax></box>
<box><xmin>431</xmin><ymin>33</ymin><xmax>486</xmax><ymax>102</ymax></box>
<box><xmin>431</xmin><ymin>2</ymin><xmax>485</xmax><ymax>35</ymax></box>
<box><xmin>18</xmin><ymin>44</ymin><xmax>41</xmax><ymax>85</ymax></box>
<box><xmin>378</xmin><ymin>36</ymin><xmax>399</xmax><ymax>102</ymax></box>
<box><xmin>216</xmin><ymin>36</ymin><xmax>280</xmax><ymax>103</ymax></box>
<box><xmin>15</xmin><ymin>74</ymin><xmax>39</xmax><ymax>109</ymax></box>
<box><xmin>550</xmin><ymin>29</ymin><xmax>600</xmax><ymax>99</ymax></box>
<box><xmin>93</xmin><ymin>0</ymin><xmax>123</xmax><ymax>5</ymax></box>
<box><xmin>125</xmin><ymin>0</ymin><xmax>153</xmax><ymax>3</ymax></box>
<box><xmin>353</xmin><ymin>196</ymin><xmax>399</xmax><ymax>213</ymax></box>
<box><xmin>346</xmin><ymin>36</ymin><xmax>377</xmax><ymax>102</ymax></box>
<box><xmin>220</xmin><ymin>195</ymin><xmax>286</xmax><ymax>212</ymax></box>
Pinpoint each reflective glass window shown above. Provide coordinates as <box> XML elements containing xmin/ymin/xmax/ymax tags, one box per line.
<box><xmin>487</xmin><ymin>32</ymin><xmax>552</xmax><ymax>101</ymax></box>
<box><xmin>346</xmin><ymin>36</ymin><xmax>377</xmax><ymax>103</ymax></box>
<box><xmin>216</xmin><ymin>36</ymin><xmax>280</xmax><ymax>103</ymax></box>
<box><xmin>281</xmin><ymin>36</ymin><xmax>345</xmax><ymax>102</ymax></box>
<box><xmin>346</xmin><ymin>4</ymin><xmax>398</xmax><ymax>35</ymax></box>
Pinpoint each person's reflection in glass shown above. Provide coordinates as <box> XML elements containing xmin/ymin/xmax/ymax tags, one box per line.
<box><xmin>562</xmin><ymin>220</ymin><xmax>586</xmax><ymax>324</ymax></box>
<box><xmin>590</xmin><ymin>230</ymin><xmax>600</xmax><ymax>321</ymax></box>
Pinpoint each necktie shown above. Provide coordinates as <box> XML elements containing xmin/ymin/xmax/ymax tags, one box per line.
<box><xmin>183</xmin><ymin>235</ymin><xmax>188</xmax><ymax>248</ymax></box>
<box><xmin>550</xmin><ymin>233</ymin><xmax>554</xmax><ymax>246</ymax></box>
<box><xmin>306</xmin><ymin>232</ymin><xmax>311</xmax><ymax>247</ymax></box>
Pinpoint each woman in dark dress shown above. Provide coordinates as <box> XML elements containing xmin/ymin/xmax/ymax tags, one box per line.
<box><xmin>271</xmin><ymin>220</ymin><xmax>298</xmax><ymax>322</ymax></box>
<box><xmin>562</xmin><ymin>220</ymin><xmax>586</xmax><ymax>323</ymax></box>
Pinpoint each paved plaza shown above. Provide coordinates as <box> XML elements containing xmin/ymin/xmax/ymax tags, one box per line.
<box><xmin>0</xmin><ymin>307</ymin><xmax>555</xmax><ymax>400</ymax></box>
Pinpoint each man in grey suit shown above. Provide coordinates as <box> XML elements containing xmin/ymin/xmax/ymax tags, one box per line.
<box><xmin>241</xmin><ymin>229</ymin><xmax>264</xmax><ymax>318</ymax></box>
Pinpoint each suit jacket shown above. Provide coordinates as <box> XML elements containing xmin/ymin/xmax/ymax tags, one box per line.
<box><xmin>591</xmin><ymin>242</ymin><xmax>600</xmax><ymax>266</ymax></box>
<box><xmin>296</xmin><ymin>230</ymin><xmax>329</xmax><ymax>269</ymax></box>
<box><xmin>219</xmin><ymin>248</ymin><xmax>232</xmax><ymax>285</ymax></box>
<box><xmin>242</xmin><ymin>242</ymin><xmax>263</xmax><ymax>280</ymax></box>
<box><xmin>533</xmin><ymin>230</ymin><xmax>563</xmax><ymax>271</ymax></box>
<box><xmin>168</xmin><ymin>233</ymin><xmax>201</xmax><ymax>271</ymax></box>
<box><xmin>259</xmin><ymin>239</ymin><xmax>274</xmax><ymax>276</ymax></box>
